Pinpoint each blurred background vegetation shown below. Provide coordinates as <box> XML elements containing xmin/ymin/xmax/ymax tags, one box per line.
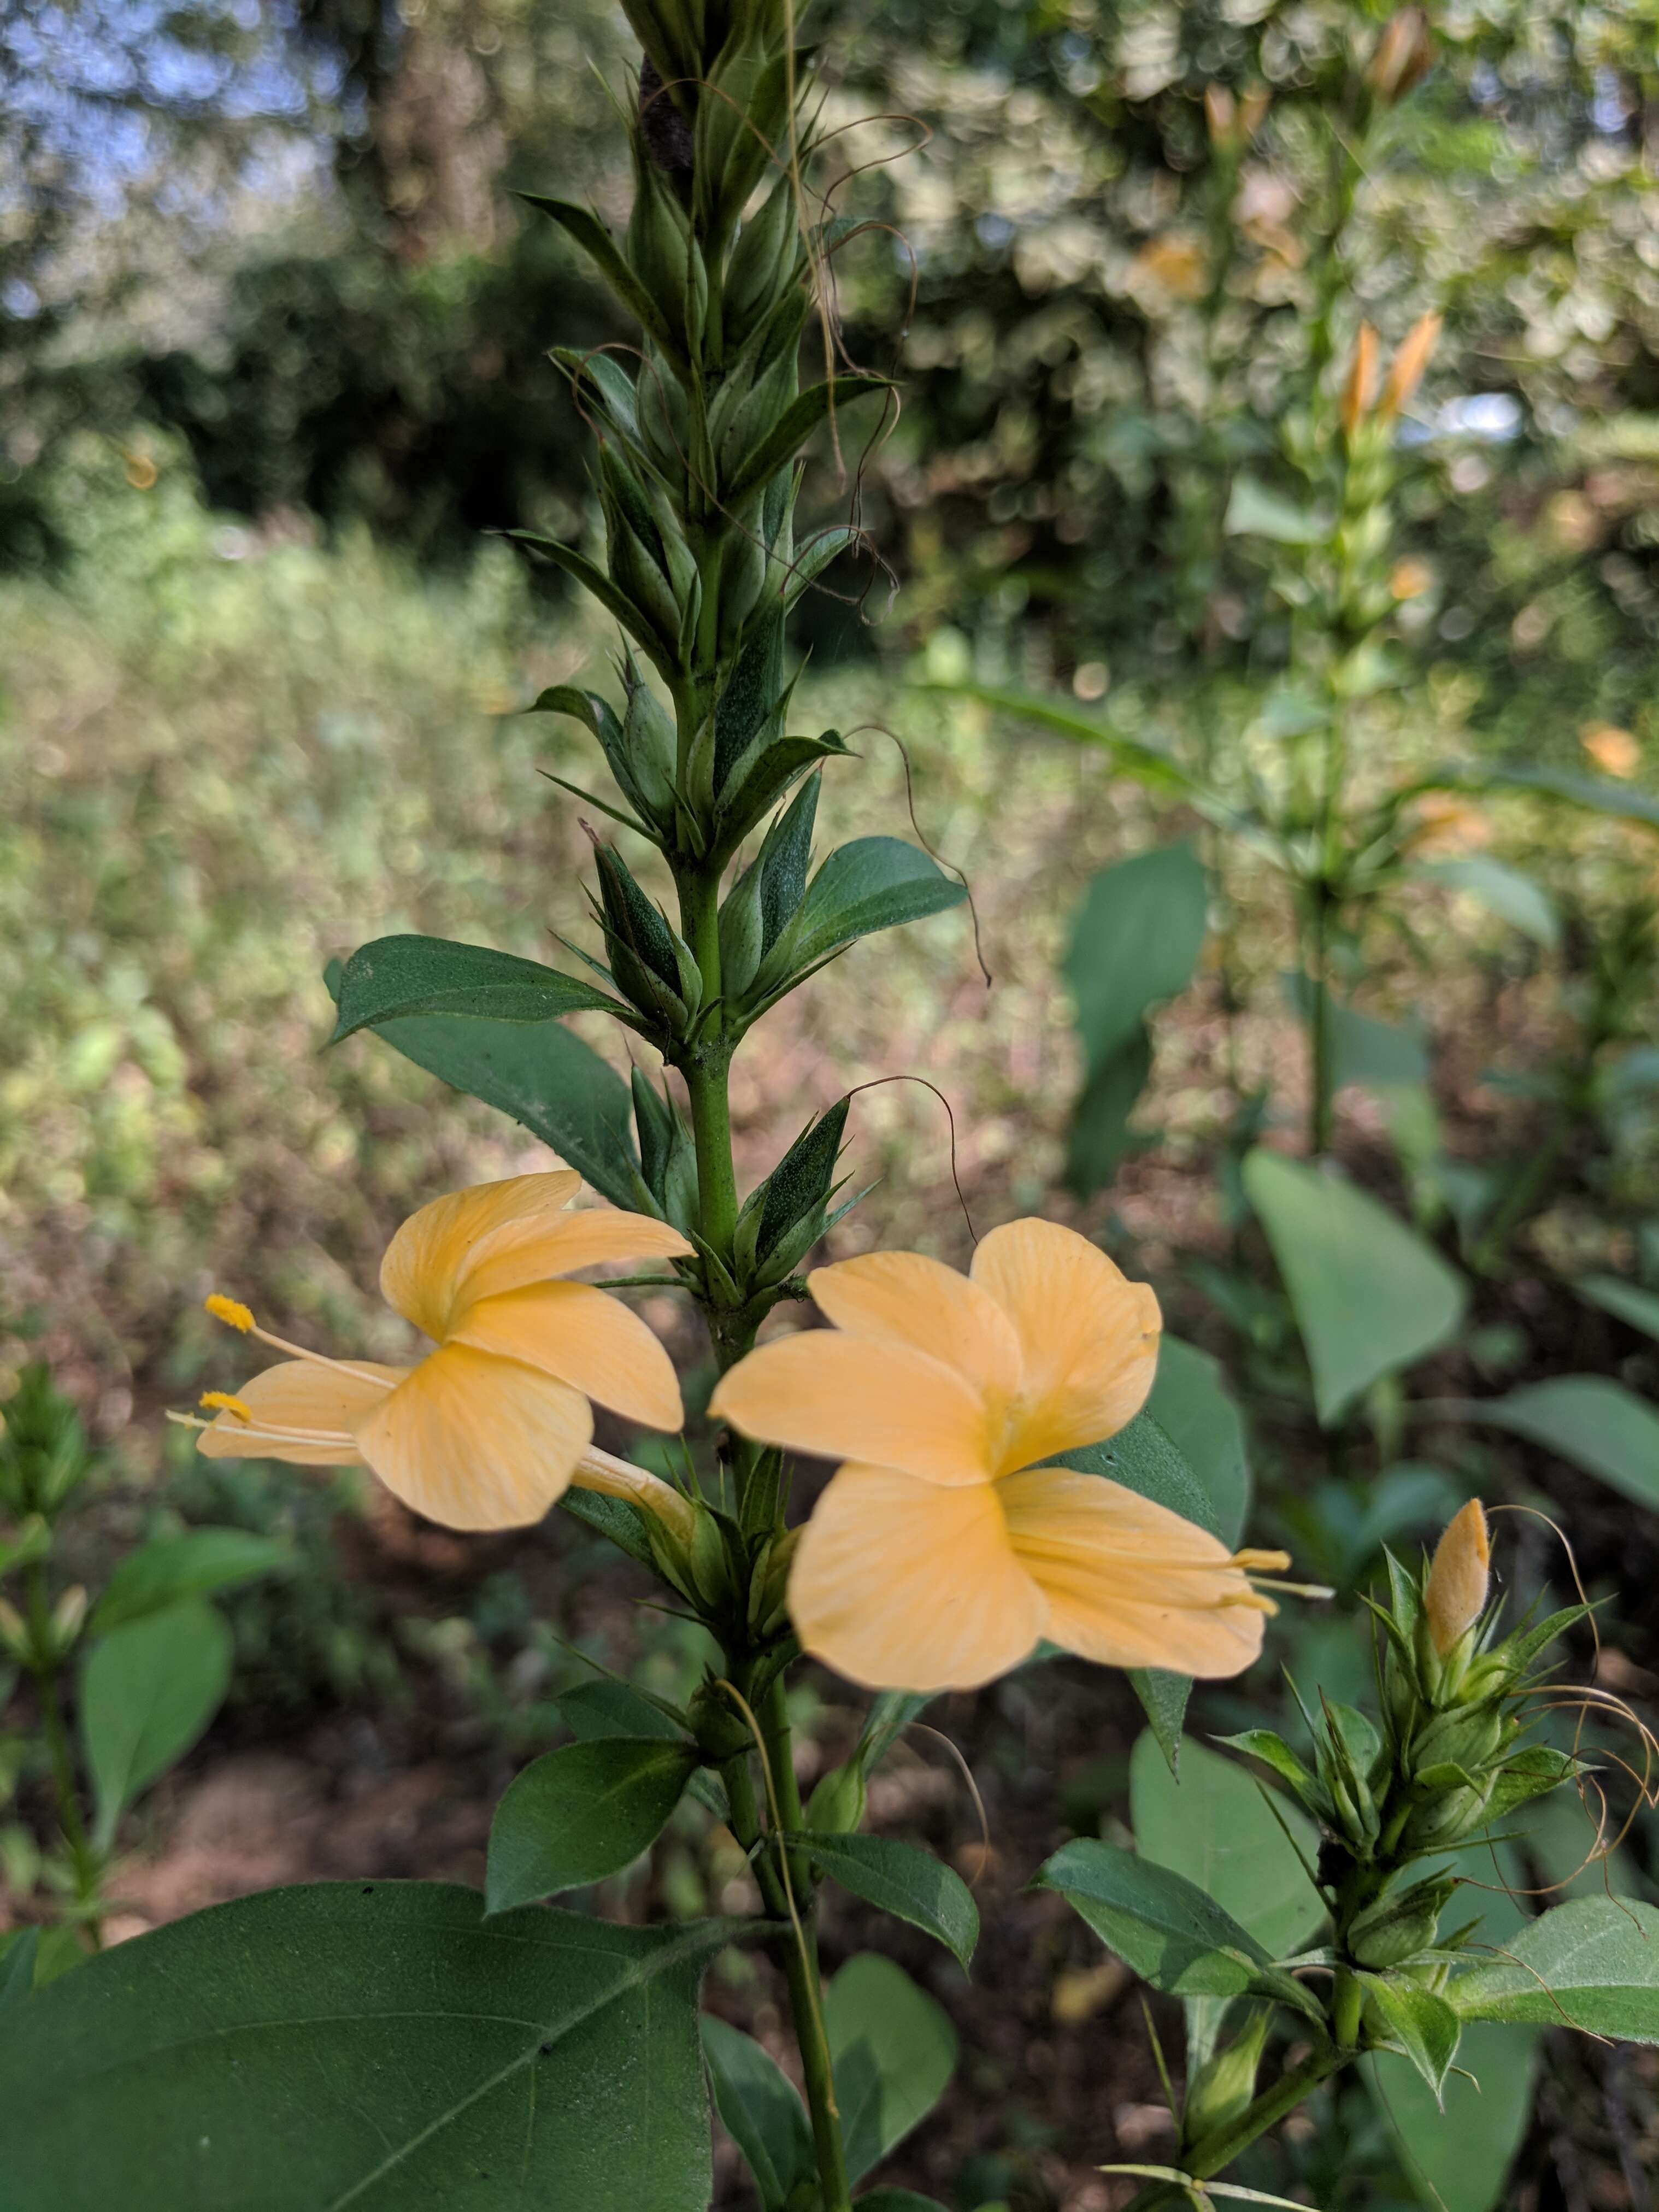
<box><xmin>5</xmin><ymin>3</ymin><xmax>1659</xmax><ymax>2200</ymax></box>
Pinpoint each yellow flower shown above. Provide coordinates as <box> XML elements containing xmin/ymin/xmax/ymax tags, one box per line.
<box><xmin>710</xmin><ymin>1219</ymin><xmax>1284</xmax><ymax>1693</ymax></box>
<box><xmin>180</xmin><ymin>1172</ymin><xmax>694</xmax><ymax>1532</ymax></box>
<box><xmin>1581</xmin><ymin>723</ymin><xmax>1640</xmax><ymax>779</ymax></box>
<box><xmin>1425</xmin><ymin>1498</ymin><xmax>1489</xmax><ymax>1655</ymax></box>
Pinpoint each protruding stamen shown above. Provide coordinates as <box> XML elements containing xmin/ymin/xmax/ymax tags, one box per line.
<box><xmin>203</xmin><ymin>1290</ymin><xmax>386</xmax><ymax>1385</ymax></box>
<box><xmin>200</xmin><ymin>1391</ymin><xmax>252</xmax><ymax>1421</ymax></box>
<box><xmin>1232</xmin><ymin>1548</ymin><xmax>1293</xmax><ymax>1573</ymax></box>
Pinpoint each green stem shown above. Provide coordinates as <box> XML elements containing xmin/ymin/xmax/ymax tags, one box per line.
<box><xmin>1471</xmin><ymin>1096</ymin><xmax>1573</xmax><ymax>1277</ymax></box>
<box><xmin>1183</xmin><ymin>2046</ymin><xmax>1344</xmax><ymax>2183</ymax></box>
<box><xmin>722</xmin><ymin>1682</ymin><xmax>852</xmax><ymax>2212</ymax></box>
<box><xmin>1331</xmin><ymin>1968</ymin><xmax>1363</xmax><ymax>2052</ymax></box>
<box><xmin>1305</xmin><ymin>885</ymin><xmax>1336</xmax><ymax>1159</ymax></box>
<box><xmin>22</xmin><ymin>1562</ymin><xmax>102</xmax><ymax>1933</ymax></box>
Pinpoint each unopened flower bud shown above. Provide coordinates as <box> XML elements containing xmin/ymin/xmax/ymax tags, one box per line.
<box><xmin>0</xmin><ymin>1598</ymin><xmax>31</xmax><ymax>1664</ymax></box>
<box><xmin>1204</xmin><ymin>85</ymin><xmax>1237</xmax><ymax>147</ymax></box>
<box><xmin>1379</xmin><ymin>311</ymin><xmax>1442</xmax><ymax>421</ymax></box>
<box><xmin>803</xmin><ymin>1757</ymin><xmax>867</xmax><ymax>1837</ymax></box>
<box><xmin>1426</xmin><ymin>1499</ymin><xmax>1489</xmax><ymax>1656</ymax></box>
<box><xmin>1341</xmin><ymin>324</ymin><xmax>1379</xmax><ymax>442</ymax></box>
<box><xmin>1183</xmin><ymin>2007</ymin><xmax>1271</xmax><ymax>2148</ymax></box>
<box><xmin>689</xmin><ymin>1680</ymin><xmax>755</xmax><ymax>1766</ymax></box>
<box><xmin>748</xmin><ymin>1526</ymin><xmax>801</xmax><ymax>1637</ymax></box>
<box><xmin>1349</xmin><ymin>1873</ymin><xmax>1456</xmax><ymax>1968</ymax></box>
<box><xmin>1366</xmin><ymin>9</ymin><xmax>1433</xmax><ymax>102</ymax></box>
<box><xmin>50</xmin><ymin>1584</ymin><xmax>89</xmax><ymax>1656</ymax></box>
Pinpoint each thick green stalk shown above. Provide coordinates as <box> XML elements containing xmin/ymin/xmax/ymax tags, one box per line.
<box><xmin>1304</xmin><ymin>882</ymin><xmax>1336</xmax><ymax>1159</ymax></box>
<box><xmin>722</xmin><ymin>1681</ymin><xmax>852</xmax><ymax>2212</ymax></box>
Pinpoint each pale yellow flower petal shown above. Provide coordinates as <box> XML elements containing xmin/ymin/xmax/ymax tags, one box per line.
<box><xmin>353</xmin><ymin>1342</ymin><xmax>592</xmax><ymax>1529</ymax></box>
<box><xmin>380</xmin><ymin>1172</ymin><xmax>582</xmax><ymax>1336</ymax></box>
<box><xmin>710</xmin><ymin>1331</ymin><xmax>993</xmax><ymax>1485</ymax></box>
<box><xmin>971</xmin><ymin>1219</ymin><xmax>1161</xmax><ymax>1470</ymax></box>
<box><xmin>1001</xmin><ymin>1467</ymin><xmax>1265</xmax><ymax>1677</ymax></box>
<box><xmin>466</xmin><ymin>1207</ymin><xmax>693</xmax><ymax>1299</ymax></box>
<box><xmin>449</xmin><ymin>1280</ymin><xmax>684</xmax><ymax>1431</ymax></box>
<box><xmin>196</xmin><ymin>1358</ymin><xmax>405</xmax><ymax>1465</ymax></box>
<box><xmin>806</xmin><ymin>1251</ymin><xmax>1022</xmax><ymax>1402</ymax></box>
<box><xmin>789</xmin><ymin>1463</ymin><xmax>1045</xmax><ymax>1691</ymax></box>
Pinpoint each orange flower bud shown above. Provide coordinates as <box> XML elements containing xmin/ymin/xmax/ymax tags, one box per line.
<box><xmin>1341</xmin><ymin>325</ymin><xmax>1379</xmax><ymax>442</ymax></box>
<box><xmin>1426</xmin><ymin>1501</ymin><xmax>1490</xmax><ymax>1656</ymax></box>
<box><xmin>1390</xmin><ymin>558</ymin><xmax>1432</xmax><ymax>601</ymax></box>
<box><xmin>1581</xmin><ymin>723</ymin><xmax>1640</xmax><ymax>779</ymax></box>
<box><xmin>1379</xmin><ymin>312</ymin><xmax>1442</xmax><ymax>421</ymax></box>
<box><xmin>1366</xmin><ymin>9</ymin><xmax>1433</xmax><ymax>103</ymax></box>
<box><xmin>1239</xmin><ymin>89</ymin><xmax>1270</xmax><ymax>142</ymax></box>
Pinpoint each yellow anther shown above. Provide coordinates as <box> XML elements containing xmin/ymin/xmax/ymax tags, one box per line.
<box><xmin>1231</xmin><ymin>1548</ymin><xmax>1293</xmax><ymax>1573</ymax></box>
<box><xmin>199</xmin><ymin>1391</ymin><xmax>253</xmax><ymax>1422</ymax></box>
<box><xmin>206</xmin><ymin>1294</ymin><xmax>255</xmax><ymax>1332</ymax></box>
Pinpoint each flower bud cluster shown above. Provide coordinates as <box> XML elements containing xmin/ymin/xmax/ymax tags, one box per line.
<box><xmin>1224</xmin><ymin>1504</ymin><xmax>1585</xmax><ymax>1990</ymax></box>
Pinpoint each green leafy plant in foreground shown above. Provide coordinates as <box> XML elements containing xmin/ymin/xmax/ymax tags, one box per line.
<box><xmin>1044</xmin><ymin>1502</ymin><xmax>1658</xmax><ymax>2209</ymax></box>
<box><xmin>0</xmin><ymin>1365</ymin><xmax>289</xmax><ymax>1979</ymax></box>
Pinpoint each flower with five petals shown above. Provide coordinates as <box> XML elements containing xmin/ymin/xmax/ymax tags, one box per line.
<box><xmin>181</xmin><ymin>1172</ymin><xmax>692</xmax><ymax>1531</ymax></box>
<box><xmin>710</xmin><ymin>1219</ymin><xmax>1283</xmax><ymax>1692</ymax></box>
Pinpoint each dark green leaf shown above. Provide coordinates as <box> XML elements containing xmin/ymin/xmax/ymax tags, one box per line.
<box><xmin>724</xmin><ymin>376</ymin><xmax>891</xmax><ymax>507</ymax></box>
<box><xmin>80</xmin><ymin>1601</ymin><xmax>232</xmax><ymax>1845</ymax></box>
<box><xmin>517</xmin><ymin>195</ymin><xmax>682</xmax><ymax>362</ymax></box>
<box><xmin>557</xmin><ymin>1679</ymin><xmax>687</xmax><ymax>1744</ymax></box>
<box><xmin>1065</xmin><ymin>1027</ymin><xmax>1154</xmax><ymax>1197</ymax></box>
<box><xmin>0</xmin><ymin>1882</ymin><xmax>727</xmax><ymax>2210</ymax></box>
<box><xmin>1215</xmin><ymin>1729</ymin><xmax>1325</xmax><ymax>1815</ymax></box>
<box><xmin>791</xmin><ymin>838</ymin><xmax>967</xmax><ymax>972</ymax></box>
<box><xmin>1461</xmin><ymin>762</ymin><xmax>1659</xmax><ymax>831</ymax></box>
<box><xmin>1128</xmin><ymin>1667</ymin><xmax>1191</xmax><ymax>1776</ymax></box>
<box><xmin>1575</xmin><ymin>1274</ymin><xmax>1659</xmax><ymax>1342</ymax></box>
<box><xmin>1361</xmin><ymin>1971</ymin><xmax>1461</xmax><ymax>2098</ymax></box>
<box><xmin>1364</xmin><ymin>2024</ymin><xmax>1539</xmax><ymax>2212</ymax></box>
<box><xmin>716</xmin><ymin>731</ymin><xmax>852</xmax><ymax>851</ymax></box>
<box><xmin>755</xmin><ymin>1098</ymin><xmax>848</xmax><ymax>1256</ymax></box>
<box><xmin>1066</xmin><ymin>844</ymin><xmax>1208</xmax><ymax>1071</ymax></box>
<box><xmin>1242</xmin><ymin>1149</ymin><xmax>1467</xmax><ymax>1424</ymax></box>
<box><xmin>1450</xmin><ymin>1898</ymin><xmax>1659</xmax><ymax>2037</ymax></box>
<box><xmin>1283</xmin><ymin>974</ymin><xmax>1429</xmax><ymax>1092</ymax></box>
<box><xmin>558</xmin><ymin>1485</ymin><xmax>660</xmax><ymax>1568</ymax></box>
<box><xmin>702</xmin><ymin>2016</ymin><xmax>814</xmax><ymax>2210</ymax></box>
<box><xmin>1061</xmin><ymin>1414</ymin><xmax>1223</xmax><ymax>1766</ymax></box>
<box><xmin>92</xmin><ymin>1528</ymin><xmax>292</xmax><ymax>1633</ymax></box>
<box><xmin>1145</xmin><ymin>1337</ymin><xmax>1250</xmax><ymax>1547</ymax></box>
<box><xmin>826</xmin><ymin>1954</ymin><xmax>957</xmax><ymax>2185</ymax></box>
<box><xmin>505</xmin><ymin>530</ymin><xmax>669</xmax><ymax>667</ymax></box>
<box><xmin>332</xmin><ymin>972</ymin><xmax>641</xmax><ymax>1209</ymax></box>
<box><xmin>1415</xmin><ymin>858</ymin><xmax>1560</xmax><ymax>949</ymax></box>
<box><xmin>1037</xmin><ymin>1838</ymin><xmax>1277</xmax><ymax>1998</ymax></box>
<box><xmin>330</xmin><ymin>935</ymin><xmax>623</xmax><ymax>1042</ymax></box>
<box><xmin>486</xmin><ymin>1738</ymin><xmax>699</xmax><ymax>1910</ymax></box>
<box><xmin>1448</xmin><ymin>1378</ymin><xmax>1659</xmax><ymax>1510</ymax></box>
<box><xmin>798</xmin><ymin>1832</ymin><xmax>978</xmax><ymax>1970</ymax></box>
<box><xmin>0</xmin><ymin>1928</ymin><xmax>38</xmax><ymax>2013</ymax></box>
<box><xmin>1129</xmin><ymin>1732</ymin><xmax>1323</xmax><ymax>1962</ymax></box>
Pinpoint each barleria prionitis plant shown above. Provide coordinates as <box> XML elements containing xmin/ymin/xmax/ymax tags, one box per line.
<box><xmin>1042</xmin><ymin>1502</ymin><xmax>1659</xmax><ymax>2209</ymax></box>
<box><xmin>0</xmin><ymin>8</ymin><xmax>1295</xmax><ymax>2206</ymax></box>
